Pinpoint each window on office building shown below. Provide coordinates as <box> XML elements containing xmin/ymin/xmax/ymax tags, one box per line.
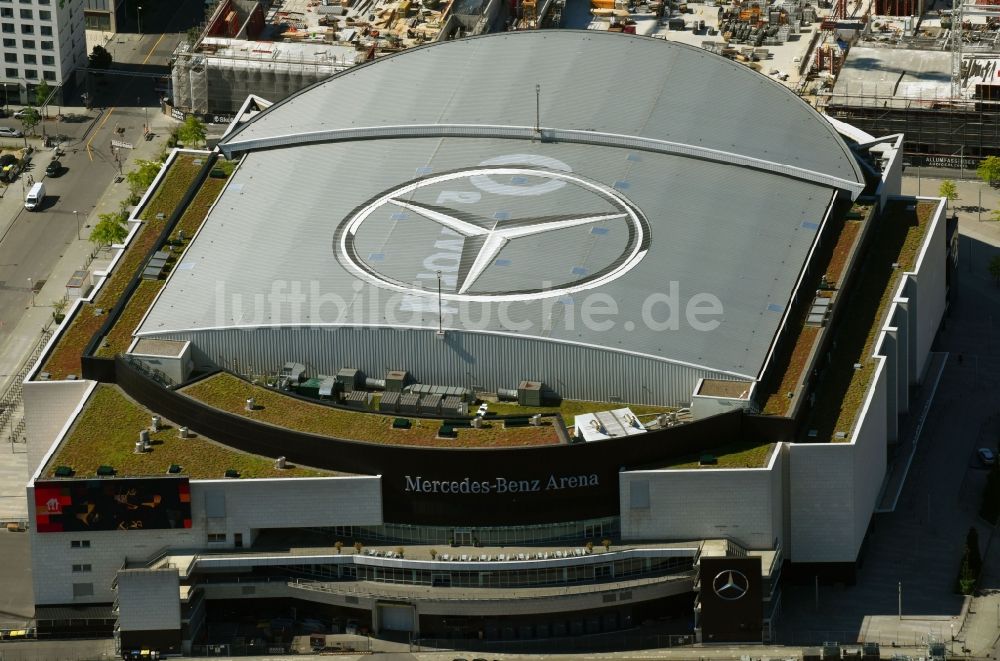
<box><xmin>22</xmin><ymin>53</ymin><xmax>34</xmax><ymax>64</ymax></box>
<box><xmin>72</xmin><ymin>583</ymin><xmax>94</xmax><ymax>598</ymax></box>
<box><xmin>4</xmin><ymin>67</ymin><xmax>16</xmax><ymax>77</ymax></box>
<box><xmin>72</xmin><ymin>564</ymin><xmax>92</xmax><ymax>573</ymax></box>
<box><xmin>3</xmin><ymin>53</ymin><xmax>15</xmax><ymax>63</ymax></box>
<box><xmin>24</xmin><ymin>69</ymin><xmax>37</xmax><ymax>79</ymax></box>
<box><xmin>41</xmin><ymin>54</ymin><xmax>52</xmax><ymax>65</ymax></box>
<box><xmin>20</xmin><ymin>23</ymin><xmax>32</xmax><ymax>33</ymax></box>
<box><xmin>0</xmin><ymin>7</ymin><xmax>11</xmax><ymax>16</ymax></box>
<box><xmin>38</xmin><ymin>9</ymin><xmax>49</xmax><ymax>19</ymax></box>
<box><xmin>18</xmin><ymin>7</ymin><xmax>29</xmax><ymax>17</ymax></box>
<box><xmin>42</xmin><ymin>70</ymin><xmax>53</xmax><ymax>80</ymax></box>
<box><xmin>207</xmin><ymin>533</ymin><xmax>226</xmax><ymax>543</ymax></box>
<box><xmin>21</xmin><ymin>38</ymin><xmax>33</xmax><ymax>48</ymax></box>
<box><xmin>1</xmin><ymin>23</ymin><xmax>13</xmax><ymax>32</ymax></box>
<box><xmin>2</xmin><ymin>37</ymin><xmax>13</xmax><ymax>47</ymax></box>
<box><xmin>70</xmin><ymin>540</ymin><xmax>91</xmax><ymax>548</ymax></box>
<box><xmin>39</xmin><ymin>24</ymin><xmax>50</xmax><ymax>35</ymax></box>
<box><xmin>40</xmin><ymin>39</ymin><xmax>51</xmax><ymax>49</ymax></box>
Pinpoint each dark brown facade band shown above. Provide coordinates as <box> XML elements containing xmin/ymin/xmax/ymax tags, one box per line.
<box><xmin>116</xmin><ymin>357</ymin><xmax>784</xmax><ymax>526</ymax></box>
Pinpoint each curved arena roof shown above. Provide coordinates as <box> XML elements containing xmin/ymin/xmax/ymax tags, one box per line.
<box><xmin>139</xmin><ymin>31</ymin><xmax>864</xmax><ymax>389</ymax></box>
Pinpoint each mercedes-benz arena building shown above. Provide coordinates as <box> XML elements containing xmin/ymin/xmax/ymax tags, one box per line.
<box><xmin>21</xmin><ymin>31</ymin><xmax>950</xmax><ymax>655</ymax></box>
<box><xmin>140</xmin><ymin>32</ymin><xmax>866</xmax><ymax>407</ymax></box>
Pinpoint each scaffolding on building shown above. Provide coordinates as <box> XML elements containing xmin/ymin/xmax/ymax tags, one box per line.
<box><xmin>822</xmin><ymin>87</ymin><xmax>1000</xmax><ymax>163</ymax></box>
<box><xmin>171</xmin><ymin>40</ymin><xmax>355</xmax><ymax>115</ymax></box>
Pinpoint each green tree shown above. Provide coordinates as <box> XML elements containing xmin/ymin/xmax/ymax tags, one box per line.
<box><xmin>125</xmin><ymin>159</ymin><xmax>162</xmax><ymax>197</ymax></box>
<box><xmin>177</xmin><ymin>115</ymin><xmax>206</xmax><ymax>147</ymax></box>
<box><xmin>34</xmin><ymin>80</ymin><xmax>51</xmax><ymax>109</ymax></box>
<box><xmin>18</xmin><ymin>107</ymin><xmax>40</xmax><ymax>137</ymax></box>
<box><xmin>990</xmin><ymin>255</ymin><xmax>1000</xmax><ymax>287</ymax></box>
<box><xmin>186</xmin><ymin>26</ymin><xmax>201</xmax><ymax>46</ymax></box>
<box><xmin>977</xmin><ymin>156</ymin><xmax>1000</xmax><ymax>187</ymax></box>
<box><xmin>89</xmin><ymin>45</ymin><xmax>113</xmax><ymax>70</ymax></box>
<box><xmin>938</xmin><ymin>179</ymin><xmax>958</xmax><ymax>202</ymax></box>
<box><xmin>90</xmin><ymin>211</ymin><xmax>128</xmax><ymax>247</ymax></box>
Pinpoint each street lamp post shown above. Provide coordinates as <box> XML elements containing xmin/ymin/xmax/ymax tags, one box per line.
<box><xmin>27</xmin><ymin>277</ymin><xmax>34</xmax><ymax>306</ymax></box>
<box><xmin>74</xmin><ymin>209</ymin><xmax>80</xmax><ymax>240</ymax></box>
<box><xmin>138</xmin><ymin>5</ymin><xmax>143</xmax><ymax>34</ymax></box>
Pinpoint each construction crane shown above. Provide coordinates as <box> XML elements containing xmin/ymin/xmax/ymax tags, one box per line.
<box><xmin>951</xmin><ymin>0</ymin><xmax>964</xmax><ymax>99</ymax></box>
<box><xmin>951</xmin><ymin>0</ymin><xmax>1000</xmax><ymax>98</ymax></box>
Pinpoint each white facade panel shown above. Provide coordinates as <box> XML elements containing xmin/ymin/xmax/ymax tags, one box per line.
<box><xmin>912</xmin><ymin>199</ymin><xmax>947</xmax><ymax>380</ymax></box>
<box><xmin>619</xmin><ymin>449</ymin><xmax>782</xmax><ymax>550</ymax></box>
<box><xmin>852</xmin><ymin>360</ymin><xmax>887</xmax><ymax>546</ymax></box>
<box><xmin>195</xmin><ymin>476</ymin><xmax>383</xmax><ymax>547</ymax></box>
<box><xmin>788</xmin><ymin>443</ymin><xmax>856</xmax><ymax>562</ymax></box>
<box><xmin>23</xmin><ymin>380</ymin><xmax>94</xmax><ymax>480</ymax></box>
<box><xmin>116</xmin><ymin>569</ymin><xmax>181</xmax><ymax>632</ymax></box>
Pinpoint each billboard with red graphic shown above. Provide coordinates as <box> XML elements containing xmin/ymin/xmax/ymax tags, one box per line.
<box><xmin>34</xmin><ymin>478</ymin><xmax>192</xmax><ymax>533</ymax></box>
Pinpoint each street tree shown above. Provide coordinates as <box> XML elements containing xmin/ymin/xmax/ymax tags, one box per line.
<box><xmin>90</xmin><ymin>211</ymin><xmax>128</xmax><ymax>247</ymax></box>
<box><xmin>89</xmin><ymin>45</ymin><xmax>113</xmax><ymax>70</ymax></box>
<box><xmin>34</xmin><ymin>80</ymin><xmax>51</xmax><ymax>110</ymax></box>
<box><xmin>125</xmin><ymin>159</ymin><xmax>162</xmax><ymax>198</ymax></box>
<box><xmin>989</xmin><ymin>255</ymin><xmax>1000</xmax><ymax>286</ymax></box>
<box><xmin>177</xmin><ymin>115</ymin><xmax>206</xmax><ymax>147</ymax></box>
<box><xmin>19</xmin><ymin>107</ymin><xmax>40</xmax><ymax>137</ymax></box>
<box><xmin>977</xmin><ymin>156</ymin><xmax>1000</xmax><ymax>187</ymax></box>
<box><xmin>938</xmin><ymin>179</ymin><xmax>958</xmax><ymax>202</ymax></box>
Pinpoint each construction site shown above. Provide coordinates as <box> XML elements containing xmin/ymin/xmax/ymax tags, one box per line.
<box><xmin>819</xmin><ymin>0</ymin><xmax>1000</xmax><ymax>164</ymax></box>
<box><xmin>573</xmin><ymin>0</ymin><xmax>1000</xmax><ymax>166</ymax></box>
<box><xmin>167</xmin><ymin>0</ymin><xmax>1000</xmax><ymax>166</ymax></box>
<box><xmin>170</xmin><ymin>0</ymin><xmax>506</xmax><ymax>116</ymax></box>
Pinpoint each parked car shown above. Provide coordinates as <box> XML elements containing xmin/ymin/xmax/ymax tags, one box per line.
<box><xmin>0</xmin><ymin>126</ymin><xmax>24</xmax><ymax>138</ymax></box>
<box><xmin>978</xmin><ymin>448</ymin><xmax>996</xmax><ymax>466</ymax></box>
<box><xmin>24</xmin><ymin>181</ymin><xmax>45</xmax><ymax>211</ymax></box>
<box><xmin>0</xmin><ymin>153</ymin><xmax>19</xmax><ymax>182</ymax></box>
<box><xmin>12</xmin><ymin>109</ymin><xmax>34</xmax><ymax>119</ymax></box>
<box><xmin>45</xmin><ymin>159</ymin><xmax>62</xmax><ymax>177</ymax></box>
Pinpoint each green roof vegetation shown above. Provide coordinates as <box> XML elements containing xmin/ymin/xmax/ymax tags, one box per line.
<box><xmin>806</xmin><ymin>200</ymin><xmax>936</xmax><ymax>442</ymax></box>
<box><xmin>181</xmin><ymin>373</ymin><xmax>562</xmax><ymax>448</ymax></box>
<box><xmin>760</xmin><ymin>206</ymin><xmax>871</xmax><ymax>417</ymax></box>
<box><xmin>762</xmin><ymin>325</ymin><xmax>819</xmax><ymax>416</ymax></box>
<box><xmin>95</xmin><ymin>168</ymin><xmax>232</xmax><ymax>359</ymax></box>
<box><xmin>40</xmin><ymin>154</ymin><xmax>205</xmax><ymax>379</ymax></box>
<box><xmin>95</xmin><ymin>280</ymin><xmax>164</xmax><ymax>358</ymax></box>
<box><xmin>139</xmin><ymin>154</ymin><xmax>203</xmax><ymax>221</ymax></box>
<box><xmin>46</xmin><ymin>385</ymin><xmax>329</xmax><ymax>479</ymax></box>
<box><xmin>658</xmin><ymin>440</ymin><xmax>776</xmax><ymax>469</ymax></box>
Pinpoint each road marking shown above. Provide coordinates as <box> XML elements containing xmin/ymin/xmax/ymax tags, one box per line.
<box><xmin>141</xmin><ymin>33</ymin><xmax>166</xmax><ymax>66</ymax></box>
<box><xmin>86</xmin><ymin>108</ymin><xmax>116</xmax><ymax>161</ymax></box>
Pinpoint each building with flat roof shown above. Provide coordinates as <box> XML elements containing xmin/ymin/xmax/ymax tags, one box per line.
<box><xmin>0</xmin><ymin>0</ymin><xmax>87</xmax><ymax>106</ymax></box>
<box><xmin>21</xmin><ymin>31</ymin><xmax>951</xmax><ymax>654</ymax></box>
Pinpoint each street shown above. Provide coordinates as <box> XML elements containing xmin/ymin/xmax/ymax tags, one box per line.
<box><xmin>0</xmin><ymin>0</ymin><xmax>206</xmax><ymax>373</ymax></box>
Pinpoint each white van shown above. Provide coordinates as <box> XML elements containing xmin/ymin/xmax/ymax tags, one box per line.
<box><xmin>24</xmin><ymin>182</ymin><xmax>44</xmax><ymax>211</ymax></box>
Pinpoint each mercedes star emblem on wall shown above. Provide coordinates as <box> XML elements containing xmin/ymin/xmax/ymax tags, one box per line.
<box><xmin>335</xmin><ymin>167</ymin><xmax>650</xmax><ymax>303</ymax></box>
<box><xmin>712</xmin><ymin>569</ymin><xmax>750</xmax><ymax>601</ymax></box>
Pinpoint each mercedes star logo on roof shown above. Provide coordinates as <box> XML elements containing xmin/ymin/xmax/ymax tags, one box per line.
<box><xmin>712</xmin><ymin>569</ymin><xmax>750</xmax><ymax>601</ymax></box>
<box><xmin>335</xmin><ymin>166</ymin><xmax>650</xmax><ymax>303</ymax></box>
